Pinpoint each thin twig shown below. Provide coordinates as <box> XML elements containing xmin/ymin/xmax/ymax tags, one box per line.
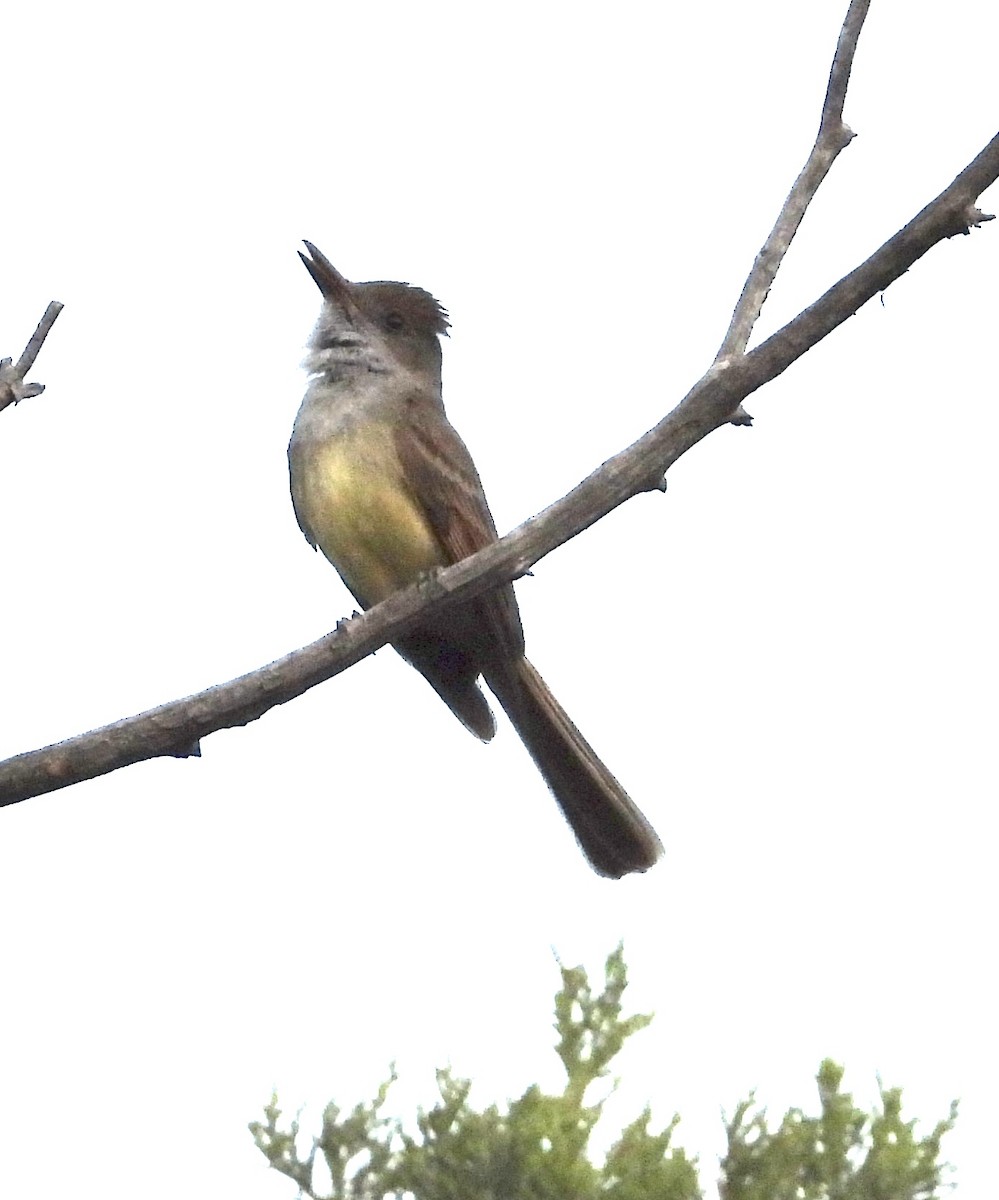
<box><xmin>1</xmin><ymin>128</ymin><xmax>996</xmax><ymax>807</ymax></box>
<box><xmin>717</xmin><ymin>0</ymin><xmax>871</xmax><ymax>375</ymax></box>
<box><xmin>0</xmin><ymin>301</ymin><xmax>64</xmax><ymax>414</ymax></box>
<box><xmin>14</xmin><ymin>301</ymin><xmax>64</xmax><ymax>380</ymax></box>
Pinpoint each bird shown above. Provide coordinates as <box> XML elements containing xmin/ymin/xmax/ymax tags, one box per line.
<box><xmin>287</xmin><ymin>242</ymin><xmax>662</xmax><ymax>877</ymax></box>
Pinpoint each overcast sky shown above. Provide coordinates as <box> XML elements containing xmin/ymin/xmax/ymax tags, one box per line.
<box><xmin>2</xmin><ymin>2</ymin><xmax>996</xmax><ymax>1197</ymax></box>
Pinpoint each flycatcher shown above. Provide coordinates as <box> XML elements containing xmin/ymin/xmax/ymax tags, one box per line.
<box><xmin>288</xmin><ymin>242</ymin><xmax>662</xmax><ymax>877</ymax></box>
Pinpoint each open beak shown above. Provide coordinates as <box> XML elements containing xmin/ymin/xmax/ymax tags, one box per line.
<box><xmin>299</xmin><ymin>241</ymin><xmax>355</xmax><ymax>310</ymax></box>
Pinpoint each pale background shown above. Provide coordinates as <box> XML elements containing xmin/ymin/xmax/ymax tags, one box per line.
<box><xmin>1</xmin><ymin>2</ymin><xmax>996</xmax><ymax>1196</ymax></box>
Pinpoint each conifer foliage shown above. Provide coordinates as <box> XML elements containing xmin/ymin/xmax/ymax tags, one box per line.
<box><xmin>250</xmin><ymin>947</ymin><xmax>956</xmax><ymax>1200</ymax></box>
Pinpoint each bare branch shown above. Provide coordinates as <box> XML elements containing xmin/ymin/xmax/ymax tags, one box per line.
<box><xmin>1</xmin><ymin>130</ymin><xmax>996</xmax><ymax>807</ymax></box>
<box><xmin>0</xmin><ymin>302</ymin><xmax>64</xmax><ymax>414</ymax></box>
<box><xmin>719</xmin><ymin>0</ymin><xmax>870</xmax><ymax>363</ymax></box>
<box><xmin>819</xmin><ymin>0</ymin><xmax>870</xmax><ymax>131</ymax></box>
<box><xmin>719</xmin><ymin>0</ymin><xmax>870</xmax><ymax>425</ymax></box>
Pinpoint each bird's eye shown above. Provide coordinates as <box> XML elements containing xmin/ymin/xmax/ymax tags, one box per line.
<box><xmin>384</xmin><ymin>312</ymin><xmax>405</xmax><ymax>332</ymax></box>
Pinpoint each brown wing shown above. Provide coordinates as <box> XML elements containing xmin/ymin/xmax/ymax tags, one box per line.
<box><xmin>393</xmin><ymin>390</ymin><xmax>525</xmax><ymax>666</ymax></box>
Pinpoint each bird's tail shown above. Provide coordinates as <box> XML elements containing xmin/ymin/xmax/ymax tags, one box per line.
<box><xmin>487</xmin><ymin>657</ymin><xmax>662</xmax><ymax>878</ymax></box>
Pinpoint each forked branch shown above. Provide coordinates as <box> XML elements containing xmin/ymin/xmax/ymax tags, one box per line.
<box><xmin>0</xmin><ymin>302</ymin><xmax>64</xmax><ymax>415</ymax></box>
<box><xmin>0</xmin><ymin>8</ymin><xmax>996</xmax><ymax>806</ymax></box>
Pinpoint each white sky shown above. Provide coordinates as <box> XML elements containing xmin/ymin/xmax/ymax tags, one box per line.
<box><xmin>1</xmin><ymin>2</ymin><xmax>996</xmax><ymax>1197</ymax></box>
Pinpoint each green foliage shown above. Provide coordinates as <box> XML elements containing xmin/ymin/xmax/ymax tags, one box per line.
<box><xmin>250</xmin><ymin>946</ymin><xmax>696</xmax><ymax>1200</ymax></box>
<box><xmin>250</xmin><ymin>1070</ymin><xmax>397</xmax><ymax>1200</ymax></box>
<box><xmin>250</xmin><ymin>947</ymin><xmax>957</xmax><ymax>1200</ymax></box>
<box><xmin>721</xmin><ymin>1059</ymin><xmax>958</xmax><ymax>1200</ymax></box>
<box><xmin>553</xmin><ymin>946</ymin><xmax>653</xmax><ymax>1108</ymax></box>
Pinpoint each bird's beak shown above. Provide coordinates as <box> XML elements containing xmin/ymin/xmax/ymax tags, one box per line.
<box><xmin>299</xmin><ymin>241</ymin><xmax>355</xmax><ymax>308</ymax></box>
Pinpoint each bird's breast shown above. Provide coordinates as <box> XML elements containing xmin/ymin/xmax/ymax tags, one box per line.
<box><xmin>289</xmin><ymin>412</ymin><xmax>445</xmax><ymax>609</ymax></box>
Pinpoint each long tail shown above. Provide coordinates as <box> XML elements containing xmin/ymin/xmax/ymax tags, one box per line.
<box><xmin>486</xmin><ymin>658</ymin><xmax>662</xmax><ymax>878</ymax></box>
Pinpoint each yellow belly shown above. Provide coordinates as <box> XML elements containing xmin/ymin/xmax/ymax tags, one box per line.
<box><xmin>292</xmin><ymin>420</ymin><xmax>444</xmax><ymax>608</ymax></box>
